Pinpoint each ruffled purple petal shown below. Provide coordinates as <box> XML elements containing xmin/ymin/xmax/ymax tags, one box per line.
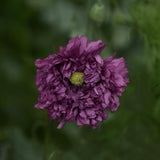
<box><xmin>34</xmin><ymin>35</ymin><xmax>129</xmax><ymax>129</ymax></box>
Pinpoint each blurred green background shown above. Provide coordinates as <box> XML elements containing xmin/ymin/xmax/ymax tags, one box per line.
<box><xmin>1</xmin><ymin>0</ymin><xmax>160</xmax><ymax>160</ymax></box>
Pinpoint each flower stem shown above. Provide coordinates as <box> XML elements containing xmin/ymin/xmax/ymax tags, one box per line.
<box><xmin>43</xmin><ymin>112</ymin><xmax>49</xmax><ymax>160</ymax></box>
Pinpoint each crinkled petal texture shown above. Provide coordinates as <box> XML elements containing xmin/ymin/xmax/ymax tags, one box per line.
<box><xmin>35</xmin><ymin>35</ymin><xmax>129</xmax><ymax>129</ymax></box>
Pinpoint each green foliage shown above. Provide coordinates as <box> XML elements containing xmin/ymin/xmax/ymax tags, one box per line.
<box><xmin>130</xmin><ymin>0</ymin><xmax>160</xmax><ymax>125</ymax></box>
<box><xmin>0</xmin><ymin>0</ymin><xmax>160</xmax><ymax>160</ymax></box>
<box><xmin>131</xmin><ymin>1</ymin><xmax>160</xmax><ymax>48</ymax></box>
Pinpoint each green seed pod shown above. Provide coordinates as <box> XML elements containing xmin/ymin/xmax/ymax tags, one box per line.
<box><xmin>70</xmin><ymin>72</ymin><xmax>84</xmax><ymax>86</ymax></box>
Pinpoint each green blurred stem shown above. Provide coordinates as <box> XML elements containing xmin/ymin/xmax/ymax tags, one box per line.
<box><xmin>43</xmin><ymin>112</ymin><xmax>49</xmax><ymax>160</ymax></box>
<box><xmin>87</xmin><ymin>0</ymin><xmax>93</xmax><ymax>40</ymax></box>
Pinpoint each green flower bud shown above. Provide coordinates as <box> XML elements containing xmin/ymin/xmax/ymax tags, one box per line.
<box><xmin>90</xmin><ymin>2</ymin><xmax>106</xmax><ymax>23</ymax></box>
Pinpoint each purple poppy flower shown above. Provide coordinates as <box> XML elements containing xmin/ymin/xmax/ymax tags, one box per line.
<box><xmin>35</xmin><ymin>35</ymin><xmax>129</xmax><ymax>129</ymax></box>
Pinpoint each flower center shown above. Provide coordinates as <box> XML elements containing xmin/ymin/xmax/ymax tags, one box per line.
<box><xmin>70</xmin><ymin>72</ymin><xmax>84</xmax><ymax>86</ymax></box>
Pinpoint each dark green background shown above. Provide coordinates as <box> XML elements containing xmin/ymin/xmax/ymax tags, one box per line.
<box><xmin>1</xmin><ymin>0</ymin><xmax>160</xmax><ymax>160</ymax></box>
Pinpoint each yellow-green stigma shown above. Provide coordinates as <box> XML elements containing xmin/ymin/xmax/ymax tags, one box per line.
<box><xmin>70</xmin><ymin>72</ymin><xmax>84</xmax><ymax>86</ymax></box>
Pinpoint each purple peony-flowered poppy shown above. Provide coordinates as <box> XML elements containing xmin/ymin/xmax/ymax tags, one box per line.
<box><xmin>35</xmin><ymin>35</ymin><xmax>129</xmax><ymax>129</ymax></box>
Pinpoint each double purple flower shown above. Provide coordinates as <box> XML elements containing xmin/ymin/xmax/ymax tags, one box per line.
<box><xmin>35</xmin><ymin>35</ymin><xmax>129</xmax><ymax>129</ymax></box>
